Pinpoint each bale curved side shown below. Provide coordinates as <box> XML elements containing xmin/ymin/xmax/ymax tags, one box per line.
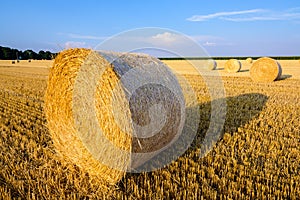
<box><xmin>224</xmin><ymin>59</ymin><xmax>241</xmax><ymax>73</ymax></box>
<box><xmin>250</xmin><ymin>57</ymin><xmax>282</xmax><ymax>82</ymax></box>
<box><xmin>45</xmin><ymin>48</ymin><xmax>185</xmax><ymax>185</ymax></box>
<box><xmin>246</xmin><ymin>58</ymin><xmax>253</xmax><ymax>64</ymax></box>
<box><xmin>207</xmin><ymin>60</ymin><xmax>217</xmax><ymax>70</ymax></box>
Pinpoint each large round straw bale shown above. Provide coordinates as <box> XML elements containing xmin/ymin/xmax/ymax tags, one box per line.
<box><xmin>207</xmin><ymin>59</ymin><xmax>217</xmax><ymax>70</ymax></box>
<box><xmin>250</xmin><ymin>57</ymin><xmax>282</xmax><ymax>82</ymax></box>
<box><xmin>246</xmin><ymin>57</ymin><xmax>253</xmax><ymax>64</ymax></box>
<box><xmin>45</xmin><ymin>48</ymin><xmax>185</xmax><ymax>186</ymax></box>
<box><xmin>224</xmin><ymin>59</ymin><xmax>241</xmax><ymax>73</ymax></box>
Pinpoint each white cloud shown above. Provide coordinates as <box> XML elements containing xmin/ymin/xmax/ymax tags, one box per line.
<box><xmin>64</xmin><ymin>41</ymin><xmax>87</xmax><ymax>48</ymax></box>
<box><xmin>286</xmin><ymin>7</ymin><xmax>300</xmax><ymax>13</ymax></box>
<box><xmin>148</xmin><ymin>32</ymin><xmax>186</xmax><ymax>45</ymax></box>
<box><xmin>61</xmin><ymin>30</ymin><xmax>223</xmax><ymax>52</ymax></box>
<box><xmin>57</xmin><ymin>32</ymin><xmax>107</xmax><ymax>40</ymax></box>
<box><xmin>190</xmin><ymin>35</ymin><xmax>235</xmax><ymax>47</ymax></box>
<box><xmin>203</xmin><ymin>41</ymin><xmax>217</xmax><ymax>47</ymax></box>
<box><xmin>98</xmin><ymin>30</ymin><xmax>217</xmax><ymax>56</ymax></box>
<box><xmin>61</xmin><ymin>31</ymin><xmax>229</xmax><ymax>55</ymax></box>
<box><xmin>68</xmin><ymin>33</ymin><xmax>107</xmax><ymax>40</ymax></box>
<box><xmin>187</xmin><ymin>7</ymin><xmax>300</xmax><ymax>22</ymax></box>
<box><xmin>187</xmin><ymin>9</ymin><xmax>264</xmax><ymax>21</ymax></box>
<box><xmin>148</xmin><ymin>32</ymin><xmax>223</xmax><ymax>47</ymax></box>
<box><xmin>221</xmin><ymin>16</ymin><xmax>281</xmax><ymax>22</ymax></box>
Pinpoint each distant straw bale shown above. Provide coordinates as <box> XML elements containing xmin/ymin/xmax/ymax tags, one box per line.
<box><xmin>246</xmin><ymin>58</ymin><xmax>253</xmax><ymax>64</ymax></box>
<box><xmin>207</xmin><ymin>60</ymin><xmax>217</xmax><ymax>70</ymax></box>
<box><xmin>224</xmin><ymin>59</ymin><xmax>241</xmax><ymax>73</ymax></box>
<box><xmin>250</xmin><ymin>57</ymin><xmax>282</xmax><ymax>83</ymax></box>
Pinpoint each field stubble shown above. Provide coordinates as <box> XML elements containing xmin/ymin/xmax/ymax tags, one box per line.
<box><xmin>0</xmin><ymin>59</ymin><xmax>299</xmax><ymax>199</ymax></box>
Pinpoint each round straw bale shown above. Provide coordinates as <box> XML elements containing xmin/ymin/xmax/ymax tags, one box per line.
<box><xmin>246</xmin><ymin>57</ymin><xmax>253</xmax><ymax>64</ymax></box>
<box><xmin>207</xmin><ymin>59</ymin><xmax>217</xmax><ymax>70</ymax></box>
<box><xmin>45</xmin><ymin>48</ymin><xmax>185</xmax><ymax>186</ymax></box>
<box><xmin>224</xmin><ymin>59</ymin><xmax>241</xmax><ymax>73</ymax></box>
<box><xmin>250</xmin><ymin>57</ymin><xmax>282</xmax><ymax>82</ymax></box>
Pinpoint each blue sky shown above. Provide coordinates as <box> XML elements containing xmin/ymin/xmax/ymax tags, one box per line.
<box><xmin>1</xmin><ymin>0</ymin><xmax>300</xmax><ymax>56</ymax></box>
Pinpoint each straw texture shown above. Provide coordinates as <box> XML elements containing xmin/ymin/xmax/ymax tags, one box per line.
<box><xmin>246</xmin><ymin>58</ymin><xmax>253</xmax><ymax>64</ymax></box>
<box><xmin>250</xmin><ymin>57</ymin><xmax>282</xmax><ymax>82</ymax></box>
<box><xmin>44</xmin><ymin>48</ymin><xmax>185</xmax><ymax>186</ymax></box>
<box><xmin>207</xmin><ymin>60</ymin><xmax>217</xmax><ymax>70</ymax></box>
<box><xmin>224</xmin><ymin>59</ymin><xmax>241</xmax><ymax>73</ymax></box>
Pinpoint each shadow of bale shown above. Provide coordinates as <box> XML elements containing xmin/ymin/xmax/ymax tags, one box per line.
<box><xmin>222</xmin><ymin>93</ymin><xmax>268</xmax><ymax>134</ymax></box>
<box><xmin>239</xmin><ymin>69</ymin><xmax>249</xmax><ymax>73</ymax></box>
<box><xmin>278</xmin><ymin>74</ymin><xmax>292</xmax><ymax>81</ymax></box>
<box><xmin>133</xmin><ymin>93</ymin><xmax>268</xmax><ymax>172</ymax></box>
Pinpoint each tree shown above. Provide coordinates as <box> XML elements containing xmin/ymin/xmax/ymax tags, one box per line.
<box><xmin>0</xmin><ymin>46</ymin><xmax>56</xmax><ymax>60</ymax></box>
<box><xmin>1</xmin><ymin>47</ymin><xmax>13</xmax><ymax>59</ymax></box>
<box><xmin>0</xmin><ymin>48</ymin><xmax>4</xmax><ymax>59</ymax></box>
<box><xmin>22</xmin><ymin>50</ymin><xmax>35</xmax><ymax>59</ymax></box>
<box><xmin>45</xmin><ymin>51</ymin><xmax>52</xmax><ymax>60</ymax></box>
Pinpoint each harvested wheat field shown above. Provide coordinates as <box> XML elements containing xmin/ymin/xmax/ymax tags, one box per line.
<box><xmin>0</xmin><ymin>58</ymin><xmax>300</xmax><ymax>199</ymax></box>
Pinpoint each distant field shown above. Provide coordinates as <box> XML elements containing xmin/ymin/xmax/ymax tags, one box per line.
<box><xmin>0</xmin><ymin>60</ymin><xmax>53</xmax><ymax>68</ymax></box>
<box><xmin>0</xmin><ymin>59</ymin><xmax>300</xmax><ymax>199</ymax></box>
<box><xmin>162</xmin><ymin>59</ymin><xmax>300</xmax><ymax>79</ymax></box>
<box><xmin>1</xmin><ymin>58</ymin><xmax>299</xmax><ymax>79</ymax></box>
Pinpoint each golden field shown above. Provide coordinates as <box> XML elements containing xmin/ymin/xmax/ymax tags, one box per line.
<box><xmin>162</xmin><ymin>59</ymin><xmax>300</xmax><ymax>79</ymax></box>
<box><xmin>0</xmin><ymin>59</ymin><xmax>300</xmax><ymax>199</ymax></box>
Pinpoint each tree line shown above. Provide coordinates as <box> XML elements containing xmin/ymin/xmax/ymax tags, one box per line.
<box><xmin>0</xmin><ymin>46</ymin><xmax>56</xmax><ymax>60</ymax></box>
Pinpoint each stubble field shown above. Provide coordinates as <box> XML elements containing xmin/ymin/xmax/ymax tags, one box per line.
<box><xmin>0</xmin><ymin>59</ymin><xmax>299</xmax><ymax>199</ymax></box>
